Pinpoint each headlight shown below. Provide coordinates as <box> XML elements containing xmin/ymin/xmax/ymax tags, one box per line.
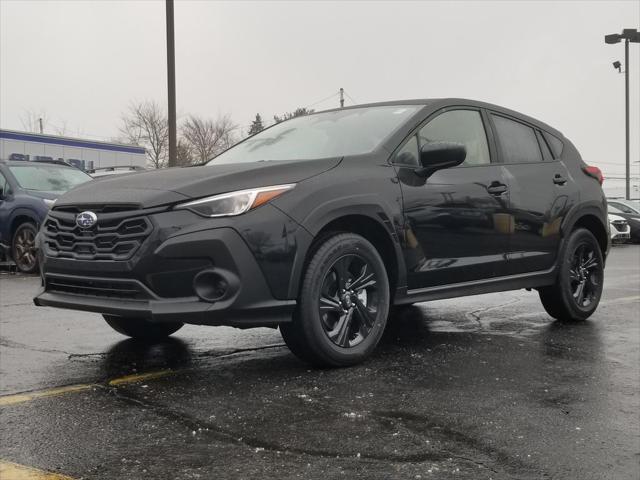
<box><xmin>43</xmin><ymin>198</ymin><xmax>56</xmax><ymax>208</ymax></box>
<box><xmin>176</xmin><ymin>184</ymin><xmax>295</xmax><ymax>218</ymax></box>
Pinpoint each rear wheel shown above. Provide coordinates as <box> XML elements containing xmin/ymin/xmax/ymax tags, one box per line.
<box><xmin>12</xmin><ymin>222</ymin><xmax>39</xmax><ymax>274</ymax></box>
<box><xmin>103</xmin><ymin>315</ymin><xmax>183</xmax><ymax>340</ymax></box>
<box><xmin>539</xmin><ymin>228</ymin><xmax>604</xmax><ymax>321</ymax></box>
<box><xmin>280</xmin><ymin>233</ymin><xmax>390</xmax><ymax>367</ymax></box>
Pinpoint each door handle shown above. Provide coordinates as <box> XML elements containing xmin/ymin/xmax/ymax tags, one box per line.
<box><xmin>553</xmin><ymin>174</ymin><xmax>567</xmax><ymax>185</ymax></box>
<box><xmin>487</xmin><ymin>182</ymin><xmax>508</xmax><ymax>196</ymax></box>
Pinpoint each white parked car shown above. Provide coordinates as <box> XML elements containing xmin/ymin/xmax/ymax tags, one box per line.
<box><xmin>608</xmin><ymin>213</ymin><xmax>631</xmax><ymax>243</ymax></box>
<box><xmin>89</xmin><ymin>166</ymin><xmax>146</xmax><ymax>179</ymax></box>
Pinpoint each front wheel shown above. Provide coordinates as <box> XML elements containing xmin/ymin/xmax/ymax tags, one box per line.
<box><xmin>12</xmin><ymin>222</ymin><xmax>39</xmax><ymax>274</ymax></box>
<box><xmin>280</xmin><ymin>233</ymin><xmax>390</xmax><ymax>367</ymax></box>
<box><xmin>538</xmin><ymin>228</ymin><xmax>604</xmax><ymax>321</ymax></box>
<box><xmin>103</xmin><ymin>315</ymin><xmax>183</xmax><ymax>340</ymax></box>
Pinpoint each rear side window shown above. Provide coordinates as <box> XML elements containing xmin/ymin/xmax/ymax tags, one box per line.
<box><xmin>491</xmin><ymin>115</ymin><xmax>542</xmax><ymax>164</ymax></box>
<box><xmin>536</xmin><ymin>131</ymin><xmax>554</xmax><ymax>161</ymax></box>
<box><xmin>418</xmin><ymin>110</ymin><xmax>490</xmax><ymax>166</ymax></box>
<box><xmin>542</xmin><ymin>132</ymin><xmax>564</xmax><ymax>158</ymax></box>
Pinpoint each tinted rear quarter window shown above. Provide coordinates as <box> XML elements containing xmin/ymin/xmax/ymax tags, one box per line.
<box><xmin>536</xmin><ymin>131</ymin><xmax>554</xmax><ymax>161</ymax></box>
<box><xmin>542</xmin><ymin>132</ymin><xmax>564</xmax><ymax>158</ymax></box>
<box><xmin>491</xmin><ymin>114</ymin><xmax>542</xmax><ymax>164</ymax></box>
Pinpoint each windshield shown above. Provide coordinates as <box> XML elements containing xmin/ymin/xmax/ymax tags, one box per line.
<box><xmin>609</xmin><ymin>201</ymin><xmax>640</xmax><ymax>215</ymax></box>
<box><xmin>9</xmin><ymin>165</ymin><xmax>92</xmax><ymax>193</ymax></box>
<box><xmin>208</xmin><ymin>105</ymin><xmax>421</xmax><ymax>164</ymax></box>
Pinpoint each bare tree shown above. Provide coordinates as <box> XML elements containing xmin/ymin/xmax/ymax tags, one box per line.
<box><xmin>52</xmin><ymin>120</ymin><xmax>69</xmax><ymax>136</ymax></box>
<box><xmin>181</xmin><ymin>114</ymin><xmax>237</xmax><ymax>164</ymax></box>
<box><xmin>21</xmin><ymin>109</ymin><xmax>49</xmax><ymax>133</ymax></box>
<box><xmin>175</xmin><ymin>138</ymin><xmax>194</xmax><ymax>166</ymax></box>
<box><xmin>119</xmin><ymin>101</ymin><xmax>169</xmax><ymax>168</ymax></box>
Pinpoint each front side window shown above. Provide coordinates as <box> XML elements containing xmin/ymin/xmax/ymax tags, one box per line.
<box><xmin>9</xmin><ymin>165</ymin><xmax>92</xmax><ymax>194</ymax></box>
<box><xmin>418</xmin><ymin>110</ymin><xmax>490</xmax><ymax>167</ymax></box>
<box><xmin>208</xmin><ymin>105</ymin><xmax>421</xmax><ymax>164</ymax></box>
<box><xmin>393</xmin><ymin>135</ymin><xmax>420</xmax><ymax>166</ymax></box>
<box><xmin>492</xmin><ymin>115</ymin><xmax>543</xmax><ymax>164</ymax></box>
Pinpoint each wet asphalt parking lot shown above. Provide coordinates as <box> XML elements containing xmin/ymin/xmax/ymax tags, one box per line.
<box><xmin>0</xmin><ymin>246</ymin><xmax>638</xmax><ymax>480</ymax></box>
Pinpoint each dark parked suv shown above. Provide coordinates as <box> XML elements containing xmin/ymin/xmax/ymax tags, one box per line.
<box><xmin>0</xmin><ymin>160</ymin><xmax>92</xmax><ymax>272</ymax></box>
<box><xmin>34</xmin><ymin>99</ymin><xmax>609</xmax><ymax>366</ymax></box>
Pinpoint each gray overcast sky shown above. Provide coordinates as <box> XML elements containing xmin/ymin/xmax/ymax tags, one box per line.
<box><xmin>0</xmin><ymin>0</ymin><xmax>638</xmax><ymax>181</ymax></box>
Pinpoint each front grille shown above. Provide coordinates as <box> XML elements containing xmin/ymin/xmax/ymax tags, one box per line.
<box><xmin>612</xmin><ymin>221</ymin><xmax>628</xmax><ymax>232</ymax></box>
<box><xmin>43</xmin><ymin>209</ymin><xmax>153</xmax><ymax>261</ymax></box>
<box><xmin>46</xmin><ymin>275</ymin><xmax>149</xmax><ymax>300</ymax></box>
<box><xmin>53</xmin><ymin>204</ymin><xmax>139</xmax><ymax>214</ymax></box>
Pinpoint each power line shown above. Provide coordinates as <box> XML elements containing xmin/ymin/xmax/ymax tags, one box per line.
<box><xmin>343</xmin><ymin>90</ymin><xmax>358</xmax><ymax>105</ymax></box>
<box><xmin>305</xmin><ymin>91</ymin><xmax>340</xmax><ymax>110</ymax></box>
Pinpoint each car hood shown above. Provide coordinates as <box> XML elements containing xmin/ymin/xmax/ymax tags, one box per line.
<box><xmin>608</xmin><ymin>214</ymin><xmax>627</xmax><ymax>222</ymax></box>
<box><xmin>55</xmin><ymin>158</ymin><xmax>340</xmax><ymax>208</ymax></box>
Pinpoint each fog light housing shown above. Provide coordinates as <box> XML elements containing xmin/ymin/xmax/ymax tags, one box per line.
<box><xmin>193</xmin><ymin>269</ymin><xmax>238</xmax><ymax>302</ymax></box>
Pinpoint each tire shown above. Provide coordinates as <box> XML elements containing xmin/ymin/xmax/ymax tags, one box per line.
<box><xmin>280</xmin><ymin>233</ymin><xmax>390</xmax><ymax>367</ymax></box>
<box><xmin>538</xmin><ymin>228</ymin><xmax>604</xmax><ymax>322</ymax></box>
<box><xmin>103</xmin><ymin>315</ymin><xmax>183</xmax><ymax>340</ymax></box>
<box><xmin>12</xmin><ymin>222</ymin><xmax>39</xmax><ymax>274</ymax></box>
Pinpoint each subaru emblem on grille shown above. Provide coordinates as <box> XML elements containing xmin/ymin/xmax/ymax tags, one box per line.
<box><xmin>76</xmin><ymin>211</ymin><xmax>98</xmax><ymax>229</ymax></box>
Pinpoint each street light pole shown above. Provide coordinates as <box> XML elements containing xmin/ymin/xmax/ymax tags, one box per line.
<box><xmin>624</xmin><ymin>38</ymin><xmax>629</xmax><ymax>199</ymax></box>
<box><xmin>166</xmin><ymin>0</ymin><xmax>177</xmax><ymax>168</ymax></box>
<box><xmin>605</xmin><ymin>28</ymin><xmax>639</xmax><ymax>200</ymax></box>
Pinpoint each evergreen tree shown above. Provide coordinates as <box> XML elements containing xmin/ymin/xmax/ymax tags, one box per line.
<box><xmin>273</xmin><ymin>107</ymin><xmax>314</xmax><ymax>124</ymax></box>
<box><xmin>248</xmin><ymin>113</ymin><xmax>265</xmax><ymax>136</ymax></box>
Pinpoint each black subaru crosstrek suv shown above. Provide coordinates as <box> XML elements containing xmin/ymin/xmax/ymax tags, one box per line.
<box><xmin>34</xmin><ymin>99</ymin><xmax>609</xmax><ymax>367</ymax></box>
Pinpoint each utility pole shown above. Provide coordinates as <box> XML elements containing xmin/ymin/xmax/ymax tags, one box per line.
<box><xmin>605</xmin><ymin>28</ymin><xmax>639</xmax><ymax>200</ymax></box>
<box><xmin>38</xmin><ymin>117</ymin><xmax>43</xmax><ymax>134</ymax></box>
<box><xmin>339</xmin><ymin>88</ymin><xmax>344</xmax><ymax>108</ymax></box>
<box><xmin>166</xmin><ymin>0</ymin><xmax>177</xmax><ymax>168</ymax></box>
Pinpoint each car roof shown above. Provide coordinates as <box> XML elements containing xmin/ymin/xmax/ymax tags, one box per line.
<box><xmin>0</xmin><ymin>160</ymin><xmax>74</xmax><ymax>168</ymax></box>
<box><xmin>317</xmin><ymin>98</ymin><xmax>564</xmax><ymax>138</ymax></box>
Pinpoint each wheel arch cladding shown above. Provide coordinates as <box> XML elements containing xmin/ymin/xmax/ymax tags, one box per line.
<box><xmin>289</xmin><ymin>212</ymin><xmax>402</xmax><ymax>301</ymax></box>
<box><xmin>572</xmin><ymin>214</ymin><xmax>608</xmax><ymax>257</ymax></box>
<box><xmin>11</xmin><ymin>214</ymin><xmax>38</xmax><ymax>236</ymax></box>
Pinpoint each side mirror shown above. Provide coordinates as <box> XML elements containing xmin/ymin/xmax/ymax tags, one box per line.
<box><xmin>416</xmin><ymin>141</ymin><xmax>466</xmax><ymax>177</ymax></box>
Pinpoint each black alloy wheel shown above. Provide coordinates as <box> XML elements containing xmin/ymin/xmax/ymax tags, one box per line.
<box><xmin>568</xmin><ymin>242</ymin><xmax>602</xmax><ymax>309</ymax></box>
<box><xmin>539</xmin><ymin>228</ymin><xmax>604</xmax><ymax>321</ymax></box>
<box><xmin>280</xmin><ymin>232</ymin><xmax>390</xmax><ymax>367</ymax></box>
<box><xmin>12</xmin><ymin>222</ymin><xmax>39</xmax><ymax>274</ymax></box>
<box><xmin>318</xmin><ymin>254</ymin><xmax>380</xmax><ymax>348</ymax></box>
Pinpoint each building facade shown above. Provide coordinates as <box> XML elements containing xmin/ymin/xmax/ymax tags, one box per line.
<box><xmin>0</xmin><ymin>129</ymin><xmax>146</xmax><ymax>171</ymax></box>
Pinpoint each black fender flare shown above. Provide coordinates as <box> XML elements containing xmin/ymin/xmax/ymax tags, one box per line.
<box><xmin>559</xmin><ymin>201</ymin><xmax>609</xmax><ymax>258</ymax></box>
<box><xmin>286</xmin><ymin>194</ymin><xmax>407</xmax><ymax>299</ymax></box>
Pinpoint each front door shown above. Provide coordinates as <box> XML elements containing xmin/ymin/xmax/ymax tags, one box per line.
<box><xmin>394</xmin><ymin>109</ymin><xmax>511</xmax><ymax>290</ymax></box>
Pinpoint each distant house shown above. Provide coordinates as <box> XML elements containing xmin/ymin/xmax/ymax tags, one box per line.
<box><xmin>0</xmin><ymin>129</ymin><xmax>146</xmax><ymax>171</ymax></box>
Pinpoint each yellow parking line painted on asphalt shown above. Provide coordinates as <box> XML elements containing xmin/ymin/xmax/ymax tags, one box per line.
<box><xmin>0</xmin><ymin>461</ymin><xmax>75</xmax><ymax>480</ymax></box>
<box><xmin>0</xmin><ymin>369</ymin><xmax>173</xmax><ymax>407</ymax></box>
<box><xmin>600</xmin><ymin>294</ymin><xmax>640</xmax><ymax>306</ymax></box>
<box><xmin>107</xmin><ymin>369</ymin><xmax>173</xmax><ymax>386</ymax></box>
<box><xmin>0</xmin><ymin>384</ymin><xmax>95</xmax><ymax>407</ymax></box>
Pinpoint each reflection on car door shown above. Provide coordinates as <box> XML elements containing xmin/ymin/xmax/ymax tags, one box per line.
<box><xmin>489</xmin><ymin>113</ymin><xmax>575</xmax><ymax>274</ymax></box>
<box><xmin>395</xmin><ymin>109</ymin><xmax>511</xmax><ymax>290</ymax></box>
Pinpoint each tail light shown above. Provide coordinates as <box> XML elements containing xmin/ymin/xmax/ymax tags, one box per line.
<box><xmin>583</xmin><ymin>166</ymin><xmax>604</xmax><ymax>185</ymax></box>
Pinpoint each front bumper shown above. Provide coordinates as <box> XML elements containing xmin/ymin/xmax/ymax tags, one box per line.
<box><xmin>34</xmin><ymin>207</ymin><xmax>298</xmax><ymax>327</ymax></box>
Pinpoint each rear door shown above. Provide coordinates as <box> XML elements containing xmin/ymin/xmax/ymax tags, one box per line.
<box><xmin>394</xmin><ymin>108</ymin><xmax>511</xmax><ymax>289</ymax></box>
<box><xmin>488</xmin><ymin>113</ymin><xmax>576</xmax><ymax>274</ymax></box>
